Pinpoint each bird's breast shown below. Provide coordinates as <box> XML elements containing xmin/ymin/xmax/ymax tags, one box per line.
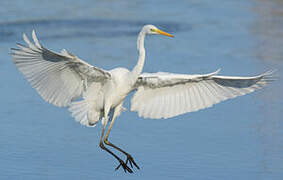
<box><xmin>104</xmin><ymin>68</ymin><xmax>133</xmax><ymax>107</ymax></box>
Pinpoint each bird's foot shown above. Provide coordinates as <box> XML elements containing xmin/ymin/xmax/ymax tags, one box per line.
<box><xmin>115</xmin><ymin>159</ymin><xmax>133</xmax><ymax>173</ymax></box>
<box><xmin>125</xmin><ymin>154</ymin><xmax>140</xmax><ymax>170</ymax></box>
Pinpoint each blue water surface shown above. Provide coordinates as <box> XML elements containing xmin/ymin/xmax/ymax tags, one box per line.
<box><xmin>0</xmin><ymin>0</ymin><xmax>282</xmax><ymax>180</ymax></box>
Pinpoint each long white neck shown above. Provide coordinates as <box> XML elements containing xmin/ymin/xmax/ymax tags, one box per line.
<box><xmin>131</xmin><ymin>30</ymin><xmax>146</xmax><ymax>79</ymax></box>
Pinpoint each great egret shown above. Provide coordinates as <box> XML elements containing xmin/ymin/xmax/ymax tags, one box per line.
<box><xmin>11</xmin><ymin>25</ymin><xmax>274</xmax><ymax>173</ymax></box>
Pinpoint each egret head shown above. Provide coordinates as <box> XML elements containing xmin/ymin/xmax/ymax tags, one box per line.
<box><xmin>143</xmin><ymin>25</ymin><xmax>174</xmax><ymax>37</ymax></box>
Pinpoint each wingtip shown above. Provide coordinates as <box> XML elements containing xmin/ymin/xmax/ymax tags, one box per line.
<box><xmin>31</xmin><ymin>29</ymin><xmax>41</xmax><ymax>48</ymax></box>
<box><xmin>31</xmin><ymin>29</ymin><xmax>37</xmax><ymax>39</ymax></box>
<box><xmin>22</xmin><ymin>33</ymin><xmax>28</xmax><ymax>41</ymax></box>
<box><xmin>216</xmin><ymin>68</ymin><xmax>221</xmax><ymax>74</ymax></box>
<box><xmin>262</xmin><ymin>69</ymin><xmax>277</xmax><ymax>77</ymax></box>
<box><xmin>209</xmin><ymin>68</ymin><xmax>221</xmax><ymax>76</ymax></box>
<box><xmin>261</xmin><ymin>69</ymin><xmax>278</xmax><ymax>83</ymax></box>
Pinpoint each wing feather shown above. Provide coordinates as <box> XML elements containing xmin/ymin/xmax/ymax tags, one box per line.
<box><xmin>11</xmin><ymin>30</ymin><xmax>111</xmax><ymax>107</ymax></box>
<box><xmin>131</xmin><ymin>70</ymin><xmax>275</xmax><ymax>119</ymax></box>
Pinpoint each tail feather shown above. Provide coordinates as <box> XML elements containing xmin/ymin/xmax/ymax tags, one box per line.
<box><xmin>69</xmin><ymin>100</ymin><xmax>100</xmax><ymax>127</ymax></box>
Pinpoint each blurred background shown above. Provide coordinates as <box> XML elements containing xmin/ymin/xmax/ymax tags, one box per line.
<box><xmin>0</xmin><ymin>0</ymin><xmax>282</xmax><ymax>179</ymax></box>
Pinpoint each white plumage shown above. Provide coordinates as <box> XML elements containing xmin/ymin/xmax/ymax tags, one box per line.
<box><xmin>12</xmin><ymin>30</ymin><xmax>110</xmax><ymax>108</ymax></box>
<box><xmin>11</xmin><ymin>25</ymin><xmax>274</xmax><ymax>173</ymax></box>
<box><xmin>131</xmin><ymin>70</ymin><xmax>274</xmax><ymax>119</ymax></box>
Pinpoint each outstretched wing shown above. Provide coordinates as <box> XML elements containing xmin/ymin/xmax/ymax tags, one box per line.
<box><xmin>131</xmin><ymin>69</ymin><xmax>274</xmax><ymax>119</ymax></box>
<box><xmin>11</xmin><ymin>30</ymin><xmax>111</xmax><ymax>107</ymax></box>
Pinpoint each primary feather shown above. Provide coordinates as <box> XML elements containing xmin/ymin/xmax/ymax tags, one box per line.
<box><xmin>131</xmin><ymin>70</ymin><xmax>274</xmax><ymax>119</ymax></box>
<box><xmin>11</xmin><ymin>30</ymin><xmax>110</xmax><ymax>107</ymax></box>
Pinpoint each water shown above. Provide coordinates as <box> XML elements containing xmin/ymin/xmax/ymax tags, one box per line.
<box><xmin>0</xmin><ymin>0</ymin><xmax>282</xmax><ymax>179</ymax></box>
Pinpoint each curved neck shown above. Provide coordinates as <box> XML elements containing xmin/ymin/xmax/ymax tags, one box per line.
<box><xmin>131</xmin><ymin>30</ymin><xmax>146</xmax><ymax>79</ymax></box>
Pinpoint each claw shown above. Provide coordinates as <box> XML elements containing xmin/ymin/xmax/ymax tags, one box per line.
<box><xmin>125</xmin><ymin>154</ymin><xmax>140</xmax><ymax>170</ymax></box>
<box><xmin>125</xmin><ymin>157</ymin><xmax>133</xmax><ymax>168</ymax></box>
<box><xmin>115</xmin><ymin>164</ymin><xmax>121</xmax><ymax>171</ymax></box>
<box><xmin>115</xmin><ymin>159</ymin><xmax>133</xmax><ymax>173</ymax></box>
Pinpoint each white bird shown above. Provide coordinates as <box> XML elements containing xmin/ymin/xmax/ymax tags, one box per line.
<box><xmin>11</xmin><ymin>25</ymin><xmax>274</xmax><ymax>173</ymax></box>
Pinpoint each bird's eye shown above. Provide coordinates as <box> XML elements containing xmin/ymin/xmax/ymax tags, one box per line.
<box><xmin>150</xmin><ymin>28</ymin><xmax>155</xmax><ymax>32</ymax></box>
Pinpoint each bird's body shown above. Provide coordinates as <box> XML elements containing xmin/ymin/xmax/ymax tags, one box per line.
<box><xmin>69</xmin><ymin>67</ymin><xmax>133</xmax><ymax>126</ymax></box>
<box><xmin>106</xmin><ymin>68</ymin><xmax>132</xmax><ymax>108</ymax></box>
<box><xmin>11</xmin><ymin>25</ymin><xmax>274</xmax><ymax>173</ymax></box>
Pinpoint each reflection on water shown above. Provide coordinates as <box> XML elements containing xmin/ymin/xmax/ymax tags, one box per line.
<box><xmin>251</xmin><ymin>0</ymin><xmax>283</xmax><ymax>178</ymax></box>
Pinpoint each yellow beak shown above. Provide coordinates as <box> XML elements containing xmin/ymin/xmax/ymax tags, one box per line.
<box><xmin>154</xmin><ymin>29</ymin><xmax>174</xmax><ymax>37</ymax></box>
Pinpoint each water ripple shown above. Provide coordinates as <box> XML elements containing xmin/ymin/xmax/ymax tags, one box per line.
<box><xmin>0</xmin><ymin>18</ymin><xmax>192</xmax><ymax>42</ymax></box>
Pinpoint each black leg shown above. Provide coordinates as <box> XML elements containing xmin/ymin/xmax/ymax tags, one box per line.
<box><xmin>99</xmin><ymin>124</ymin><xmax>133</xmax><ymax>173</ymax></box>
<box><xmin>104</xmin><ymin>140</ymin><xmax>140</xmax><ymax>170</ymax></box>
